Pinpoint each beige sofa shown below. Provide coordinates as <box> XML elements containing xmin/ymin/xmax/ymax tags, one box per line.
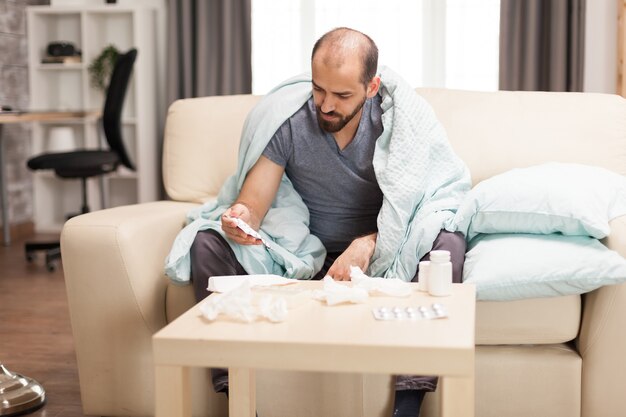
<box><xmin>61</xmin><ymin>89</ymin><xmax>626</xmax><ymax>417</ymax></box>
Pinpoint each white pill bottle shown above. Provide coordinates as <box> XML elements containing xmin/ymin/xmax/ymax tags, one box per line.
<box><xmin>417</xmin><ymin>261</ymin><xmax>430</xmax><ymax>292</ymax></box>
<box><xmin>428</xmin><ymin>250</ymin><xmax>452</xmax><ymax>297</ymax></box>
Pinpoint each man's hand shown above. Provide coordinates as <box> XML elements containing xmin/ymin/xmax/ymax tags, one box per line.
<box><xmin>221</xmin><ymin>203</ymin><xmax>262</xmax><ymax>245</ymax></box>
<box><xmin>327</xmin><ymin>233</ymin><xmax>377</xmax><ymax>281</ymax></box>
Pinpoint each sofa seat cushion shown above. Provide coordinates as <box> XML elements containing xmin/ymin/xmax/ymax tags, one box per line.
<box><xmin>476</xmin><ymin>295</ymin><xmax>581</xmax><ymax>344</ymax></box>
<box><xmin>166</xmin><ymin>282</ymin><xmax>581</xmax><ymax>345</ymax></box>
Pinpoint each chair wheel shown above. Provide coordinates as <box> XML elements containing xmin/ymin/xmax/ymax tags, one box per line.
<box><xmin>46</xmin><ymin>263</ymin><xmax>56</xmax><ymax>272</ymax></box>
<box><xmin>26</xmin><ymin>252</ymin><xmax>35</xmax><ymax>262</ymax></box>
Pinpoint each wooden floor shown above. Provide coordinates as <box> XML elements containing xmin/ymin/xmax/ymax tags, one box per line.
<box><xmin>0</xmin><ymin>235</ymin><xmax>89</xmax><ymax>417</ymax></box>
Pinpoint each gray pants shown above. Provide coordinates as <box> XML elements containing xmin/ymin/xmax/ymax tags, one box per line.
<box><xmin>190</xmin><ymin>229</ymin><xmax>466</xmax><ymax>393</ymax></box>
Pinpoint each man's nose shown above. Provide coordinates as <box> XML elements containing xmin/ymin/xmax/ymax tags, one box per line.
<box><xmin>321</xmin><ymin>97</ymin><xmax>335</xmax><ymax>113</ymax></box>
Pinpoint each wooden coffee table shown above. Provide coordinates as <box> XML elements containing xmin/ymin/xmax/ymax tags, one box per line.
<box><xmin>153</xmin><ymin>281</ymin><xmax>476</xmax><ymax>417</ymax></box>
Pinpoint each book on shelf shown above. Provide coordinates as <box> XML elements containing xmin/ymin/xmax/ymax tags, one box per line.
<box><xmin>41</xmin><ymin>55</ymin><xmax>82</xmax><ymax>64</ymax></box>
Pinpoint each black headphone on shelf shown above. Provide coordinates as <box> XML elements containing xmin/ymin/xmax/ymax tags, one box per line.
<box><xmin>46</xmin><ymin>42</ymin><xmax>81</xmax><ymax>57</ymax></box>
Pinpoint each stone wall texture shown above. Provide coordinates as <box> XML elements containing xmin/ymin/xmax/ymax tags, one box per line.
<box><xmin>0</xmin><ymin>0</ymin><xmax>50</xmax><ymax>227</ymax></box>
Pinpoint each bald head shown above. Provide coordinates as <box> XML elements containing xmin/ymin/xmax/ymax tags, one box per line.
<box><xmin>311</xmin><ymin>27</ymin><xmax>378</xmax><ymax>86</ymax></box>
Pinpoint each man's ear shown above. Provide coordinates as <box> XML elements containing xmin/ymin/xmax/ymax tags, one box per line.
<box><xmin>367</xmin><ymin>76</ymin><xmax>381</xmax><ymax>98</ymax></box>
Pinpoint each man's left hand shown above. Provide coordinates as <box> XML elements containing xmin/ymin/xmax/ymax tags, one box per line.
<box><xmin>327</xmin><ymin>233</ymin><xmax>377</xmax><ymax>281</ymax></box>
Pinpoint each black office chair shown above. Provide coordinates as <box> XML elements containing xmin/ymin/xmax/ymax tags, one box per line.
<box><xmin>25</xmin><ymin>48</ymin><xmax>138</xmax><ymax>271</ymax></box>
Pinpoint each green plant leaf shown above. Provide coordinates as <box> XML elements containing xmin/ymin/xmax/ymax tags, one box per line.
<box><xmin>88</xmin><ymin>45</ymin><xmax>121</xmax><ymax>91</ymax></box>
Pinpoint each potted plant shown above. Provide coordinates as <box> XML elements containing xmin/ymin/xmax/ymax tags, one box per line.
<box><xmin>88</xmin><ymin>44</ymin><xmax>120</xmax><ymax>92</ymax></box>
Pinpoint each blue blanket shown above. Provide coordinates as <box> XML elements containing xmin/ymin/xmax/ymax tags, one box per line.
<box><xmin>165</xmin><ymin>67</ymin><xmax>471</xmax><ymax>284</ymax></box>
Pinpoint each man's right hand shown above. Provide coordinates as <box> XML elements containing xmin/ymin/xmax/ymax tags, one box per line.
<box><xmin>221</xmin><ymin>203</ymin><xmax>263</xmax><ymax>245</ymax></box>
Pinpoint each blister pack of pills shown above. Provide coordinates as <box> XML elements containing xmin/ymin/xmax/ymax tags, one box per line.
<box><xmin>372</xmin><ymin>303</ymin><xmax>448</xmax><ymax>321</ymax></box>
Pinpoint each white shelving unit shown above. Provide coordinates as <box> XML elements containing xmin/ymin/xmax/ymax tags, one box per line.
<box><xmin>27</xmin><ymin>4</ymin><xmax>159</xmax><ymax>232</ymax></box>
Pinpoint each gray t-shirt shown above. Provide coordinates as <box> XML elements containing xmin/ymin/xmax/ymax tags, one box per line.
<box><xmin>262</xmin><ymin>95</ymin><xmax>384</xmax><ymax>252</ymax></box>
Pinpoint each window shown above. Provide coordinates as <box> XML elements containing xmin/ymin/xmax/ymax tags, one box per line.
<box><xmin>251</xmin><ymin>0</ymin><xmax>500</xmax><ymax>94</ymax></box>
<box><xmin>445</xmin><ymin>0</ymin><xmax>500</xmax><ymax>91</ymax></box>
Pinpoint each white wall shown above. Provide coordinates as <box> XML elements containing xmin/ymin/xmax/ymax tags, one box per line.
<box><xmin>584</xmin><ymin>0</ymin><xmax>618</xmax><ymax>93</ymax></box>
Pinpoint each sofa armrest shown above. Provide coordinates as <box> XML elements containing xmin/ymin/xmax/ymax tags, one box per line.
<box><xmin>577</xmin><ymin>215</ymin><xmax>626</xmax><ymax>417</ymax></box>
<box><xmin>60</xmin><ymin>200</ymin><xmax>199</xmax><ymax>416</ymax></box>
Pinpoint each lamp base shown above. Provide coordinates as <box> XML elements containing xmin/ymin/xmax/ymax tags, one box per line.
<box><xmin>0</xmin><ymin>364</ymin><xmax>46</xmax><ymax>416</ymax></box>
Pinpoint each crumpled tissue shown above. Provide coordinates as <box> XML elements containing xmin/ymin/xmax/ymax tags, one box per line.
<box><xmin>312</xmin><ymin>276</ymin><xmax>369</xmax><ymax>305</ymax></box>
<box><xmin>199</xmin><ymin>280</ymin><xmax>288</xmax><ymax>323</ymax></box>
<box><xmin>350</xmin><ymin>266</ymin><xmax>412</xmax><ymax>297</ymax></box>
<box><xmin>312</xmin><ymin>267</ymin><xmax>413</xmax><ymax>305</ymax></box>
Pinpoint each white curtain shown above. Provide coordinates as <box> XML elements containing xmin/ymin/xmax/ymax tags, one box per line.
<box><xmin>251</xmin><ymin>0</ymin><xmax>500</xmax><ymax>94</ymax></box>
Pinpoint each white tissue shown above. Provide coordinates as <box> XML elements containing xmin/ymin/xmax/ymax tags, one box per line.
<box><xmin>199</xmin><ymin>280</ymin><xmax>288</xmax><ymax>323</ymax></box>
<box><xmin>312</xmin><ymin>276</ymin><xmax>369</xmax><ymax>305</ymax></box>
<box><xmin>258</xmin><ymin>295</ymin><xmax>289</xmax><ymax>322</ymax></box>
<box><xmin>311</xmin><ymin>267</ymin><xmax>413</xmax><ymax>306</ymax></box>
<box><xmin>208</xmin><ymin>274</ymin><xmax>297</xmax><ymax>293</ymax></box>
<box><xmin>350</xmin><ymin>266</ymin><xmax>412</xmax><ymax>297</ymax></box>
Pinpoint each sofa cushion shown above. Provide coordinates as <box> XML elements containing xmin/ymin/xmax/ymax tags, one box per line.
<box><xmin>475</xmin><ymin>295</ymin><xmax>580</xmax><ymax>344</ymax></box>
<box><xmin>163</xmin><ymin>90</ymin><xmax>626</xmax><ymax>204</ymax></box>
<box><xmin>416</xmin><ymin>88</ymin><xmax>626</xmax><ymax>186</ymax></box>
<box><xmin>166</xmin><ymin>282</ymin><xmax>580</xmax><ymax>345</ymax></box>
<box><xmin>463</xmin><ymin>233</ymin><xmax>626</xmax><ymax>301</ymax></box>
<box><xmin>163</xmin><ymin>95</ymin><xmax>261</xmax><ymax>203</ymax></box>
<box><xmin>453</xmin><ymin>162</ymin><xmax>626</xmax><ymax>240</ymax></box>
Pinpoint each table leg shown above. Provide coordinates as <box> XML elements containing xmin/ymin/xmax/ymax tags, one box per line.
<box><xmin>441</xmin><ymin>375</ymin><xmax>474</xmax><ymax>417</ymax></box>
<box><xmin>155</xmin><ymin>365</ymin><xmax>191</xmax><ymax>417</ymax></box>
<box><xmin>0</xmin><ymin>125</ymin><xmax>9</xmax><ymax>246</ymax></box>
<box><xmin>229</xmin><ymin>368</ymin><xmax>256</xmax><ymax>417</ymax></box>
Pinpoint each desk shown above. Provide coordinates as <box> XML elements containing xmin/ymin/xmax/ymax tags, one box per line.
<box><xmin>153</xmin><ymin>282</ymin><xmax>476</xmax><ymax>417</ymax></box>
<box><xmin>0</xmin><ymin>111</ymin><xmax>98</xmax><ymax>246</ymax></box>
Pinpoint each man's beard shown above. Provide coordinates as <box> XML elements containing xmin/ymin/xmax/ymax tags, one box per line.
<box><xmin>316</xmin><ymin>96</ymin><xmax>367</xmax><ymax>133</ymax></box>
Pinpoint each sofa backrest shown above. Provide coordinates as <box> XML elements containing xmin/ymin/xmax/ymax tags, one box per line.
<box><xmin>163</xmin><ymin>94</ymin><xmax>261</xmax><ymax>203</ymax></box>
<box><xmin>163</xmin><ymin>89</ymin><xmax>626</xmax><ymax>203</ymax></box>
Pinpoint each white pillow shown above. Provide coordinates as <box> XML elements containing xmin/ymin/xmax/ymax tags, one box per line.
<box><xmin>463</xmin><ymin>233</ymin><xmax>626</xmax><ymax>301</ymax></box>
<box><xmin>453</xmin><ymin>163</ymin><xmax>626</xmax><ymax>240</ymax></box>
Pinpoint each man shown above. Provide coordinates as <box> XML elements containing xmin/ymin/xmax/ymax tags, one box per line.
<box><xmin>178</xmin><ymin>27</ymin><xmax>470</xmax><ymax>417</ymax></box>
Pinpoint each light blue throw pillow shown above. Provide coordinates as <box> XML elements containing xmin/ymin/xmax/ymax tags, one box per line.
<box><xmin>453</xmin><ymin>163</ymin><xmax>626</xmax><ymax>240</ymax></box>
<box><xmin>463</xmin><ymin>233</ymin><xmax>626</xmax><ymax>301</ymax></box>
